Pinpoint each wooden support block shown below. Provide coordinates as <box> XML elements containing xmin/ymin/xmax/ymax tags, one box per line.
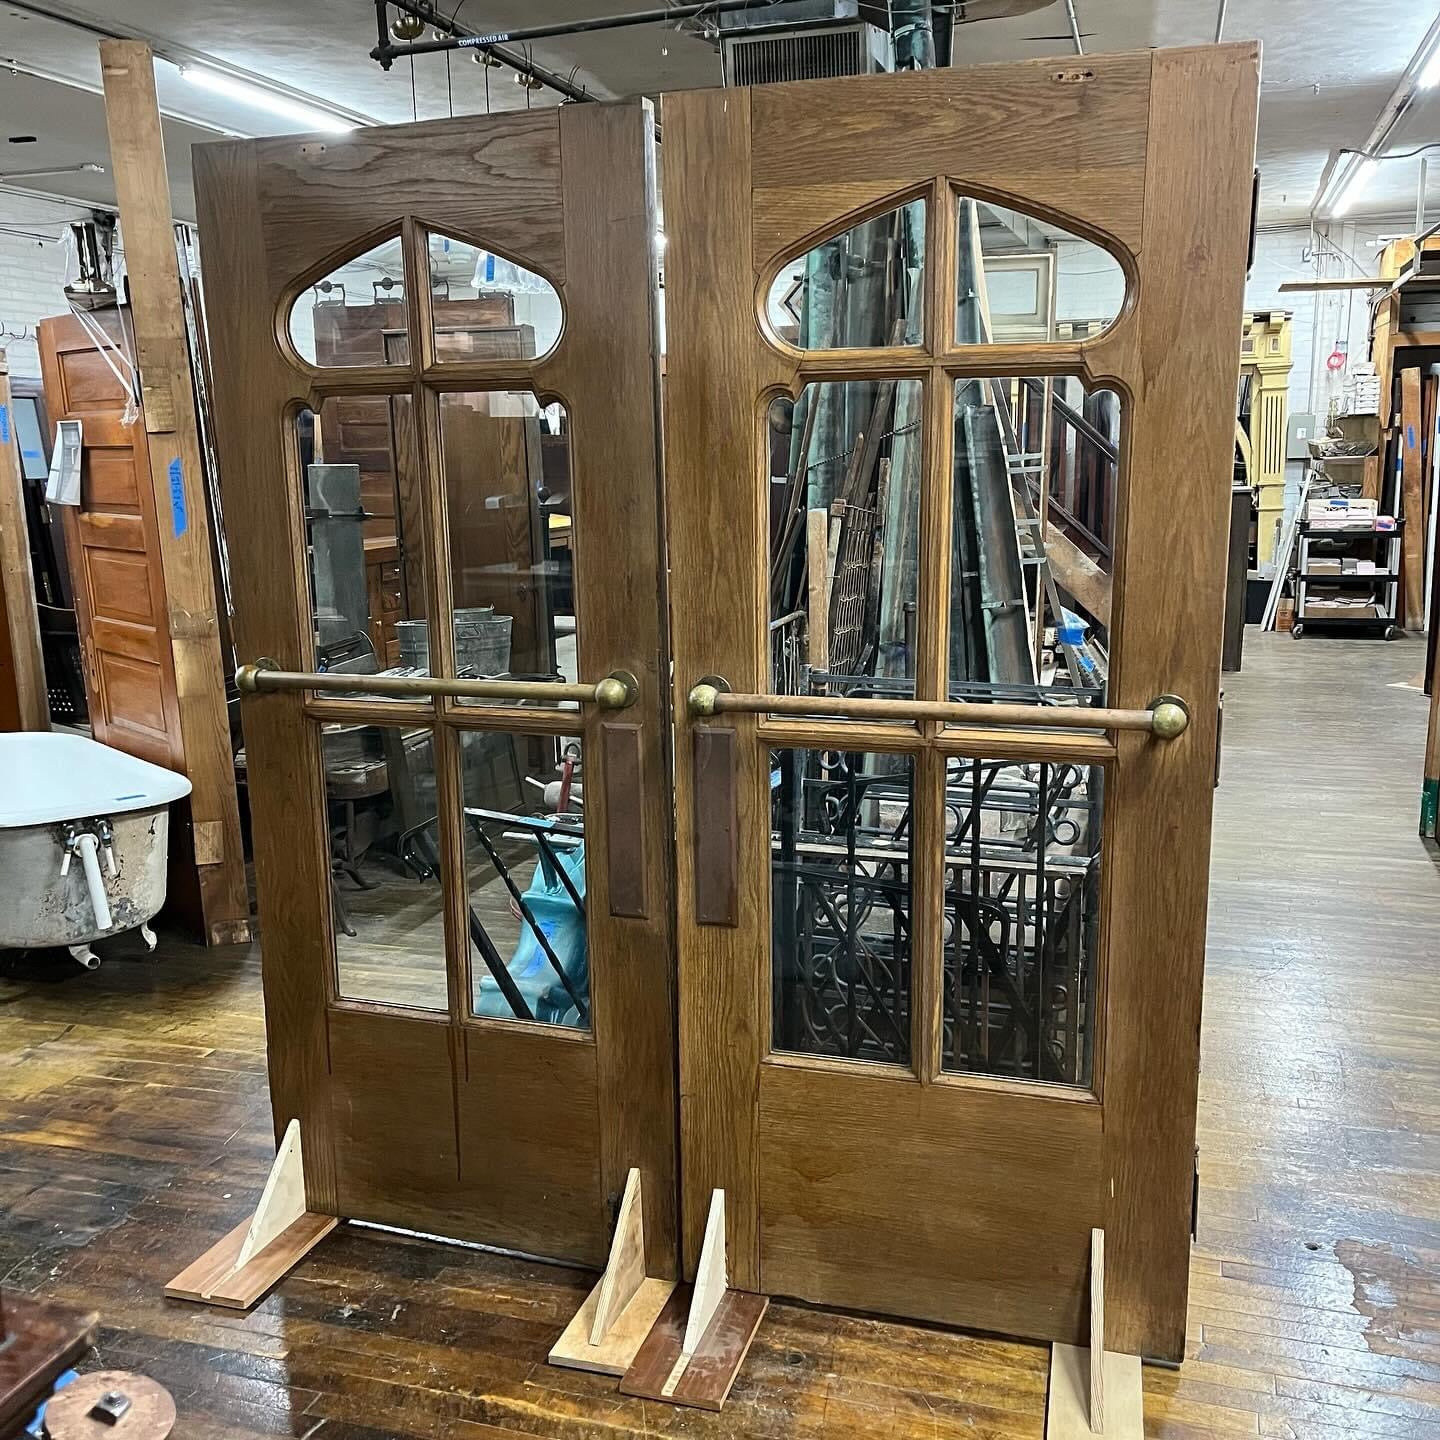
<box><xmin>619</xmin><ymin>1188</ymin><xmax>768</xmax><ymax>1412</ymax></box>
<box><xmin>549</xmin><ymin>1168</ymin><xmax>676</xmax><ymax>1376</ymax></box>
<box><xmin>1044</xmin><ymin>1227</ymin><xmax>1143</xmax><ymax>1438</ymax></box>
<box><xmin>618</xmin><ymin>1285</ymin><xmax>768</xmax><ymax>1412</ymax></box>
<box><xmin>1046</xmin><ymin>1344</ymin><xmax>1142</xmax><ymax>1439</ymax></box>
<box><xmin>165</xmin><ymin>1120</ymin><xmax>337</xmax><ymax>1309</ymax></box>
<box><xmin>684</xmin><ymin>1188</ymin><xmax>728</xmax><ymax>1357</ymax></box>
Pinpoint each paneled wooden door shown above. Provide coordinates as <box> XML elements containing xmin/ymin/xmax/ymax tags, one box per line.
<box><xmin>664</xmin><ymin>47</ymin><xmax>1258</xmax><ymax>1361</ymax></box>
<box><xmin>39</xmin><ymin>310</ymin><xmax>180</xmax><ymax>770</ymax></box>
<box><xmin>193</xmin><ymin>102</ymin><xmax>676</xmax><ymax>1274</ymax></box>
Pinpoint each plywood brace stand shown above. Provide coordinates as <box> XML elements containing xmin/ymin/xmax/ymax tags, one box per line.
<box><xmin>549</xmin><ymin>1168</ymin><xmax>676</xmax><ymax>1375</ymax></box>
<box><xmin>618</xmin><ymin>1189</ymin><xmax>769</xmax><ymax>1411</ymax></box>
<box><xmin>1045</xmin><ymin>1230</ymin><xmax>1144</xmax><ymax>1439</ymax></box>
<box><xmin>164</xmin><ymin>1120</ymin><xmax>337</xmax><ymax>1309</ymax></box>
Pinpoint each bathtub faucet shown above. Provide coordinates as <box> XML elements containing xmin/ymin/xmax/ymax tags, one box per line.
<box><xmin>59</xmin><ymin>821</ymin><xmax>115</xmax><ymax>933</ymax></box>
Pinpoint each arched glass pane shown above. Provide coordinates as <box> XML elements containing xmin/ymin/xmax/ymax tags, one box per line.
<box><xmin>765</xmin><ymin>199</ymin><xmax>926</xmax><ymax>350</ymax></box>
<box><xmin>288</xmin><ymin>236</ymin><xmax>407</xmax><ymax>367</ymax></box>
<box><xmin>954</xmin><ymin>194</ymin><xmax>1126</xmax><ymax>344</ymax></box>
<box><xmin>428</xmin><ymin>232</ymin><xmax>562</xmax><ymax>361</ymax></box>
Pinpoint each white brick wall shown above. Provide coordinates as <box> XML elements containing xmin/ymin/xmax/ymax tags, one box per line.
<box><xmin>0</xmin><ymin>188</ymin><xmax>102</xmax><ymax>381</ymax></box>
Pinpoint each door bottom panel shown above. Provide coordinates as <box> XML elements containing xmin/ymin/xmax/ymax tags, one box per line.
<box><xmin>327</xmin><ymin>1009</ymin><xmax>608</xmax><ymax>1267</ymax></box>
<box><xmin>757</xmin><ymin>1064</ymin><xmax>1102</xmax><ymax>1342</ymax></box>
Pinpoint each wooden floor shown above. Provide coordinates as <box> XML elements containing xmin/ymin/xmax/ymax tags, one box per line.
<box><xmin>1</xmin><ymin>631</ymin><xmax>1437</xmax><ymax>1438</ymax></box>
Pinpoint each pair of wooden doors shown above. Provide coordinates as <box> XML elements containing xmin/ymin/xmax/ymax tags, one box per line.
<box><xmin>198</xmin><ymin>44</ymin><xmax>1258</xmax><ymax>1364</ymax></box>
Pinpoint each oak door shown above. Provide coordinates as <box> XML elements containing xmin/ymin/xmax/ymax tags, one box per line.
<box><xmin>194</xmin><ymin>102</ymin><xmax>676</xmax><ymax>1273</ymax></box>
<box><xmin>664</xmin><ymin>47</ymin><xmax>1258</xmax><ymax>1361</ymax></box>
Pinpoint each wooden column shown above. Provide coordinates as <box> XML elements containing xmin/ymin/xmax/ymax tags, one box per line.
<box><xmin>0</xmin><ymin>351</ymin><xmax>49</xmax><ymax>731</ymax></box>
<box><xmin>99</xmin><ymin>39</ymin><xmax>251</xmax><ymax>945</ymax></box>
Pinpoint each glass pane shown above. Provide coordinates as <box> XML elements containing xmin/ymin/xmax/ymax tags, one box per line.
<box><xmin>326</xmin><ymin>723</ymin><xmax>447</xmax><ymax>1010</ymax></box>
<box><xmin>949</xmin><ymin>376</ymin><xmax>1120</xmax><ymax>707</ymax></box>
<box><xmin>768</xmin><ymin>379</ymin><xmax>922</xmax><ymax>700</ymax></box>
<box><xmin>771</xmin><ymin>748</ymin><xmax>914</xmax><ymax>1065</ymax></box>
<box><xmin>289</xmin><ymin>236</ymin><xmax>407</xmax><ymax>366</ymax></box>
<box><xmin>954</xmin><ymin>195</ymin><xmax>1126</xmax><ymax>344</ymax></box>
<box><xmin>298</xmin><ymin>399</ymin><xmax>428</xmax><ymax>688</ymax></box>
<box><xmin>441</xmin><ymin>392</ymin><xmax>574</xmax><ymax>703</ymax></box>
<box><xmin>428</xmin><ymin>232</ymin><xmax>562</xmax><ymax>360</ymax></box>
<box><xmin>942</xmin><ymin>755</ymin><xmax>1101</xmax><ymax>1088</ymax></box>
<box><xmin>765</xmin><ymin>200</ymin><xmax>925</xmax><ymax>349</ymax></box>
<box><xmin>461</xmin><ymin>730</ymin><xmax>588</xmax><ymax>1029</ymax></box>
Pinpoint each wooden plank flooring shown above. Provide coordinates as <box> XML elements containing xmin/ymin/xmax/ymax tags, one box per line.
<box><xmin>0</xmin><ymin>631</ymin><xmax>1437</xmax><ymax>1437</ymax></box>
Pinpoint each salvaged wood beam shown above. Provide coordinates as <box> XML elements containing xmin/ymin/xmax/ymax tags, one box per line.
<box><xmin>99</xmin><ymin>39</ymin><xmax>250</xmax><ymax>945</ymax></box>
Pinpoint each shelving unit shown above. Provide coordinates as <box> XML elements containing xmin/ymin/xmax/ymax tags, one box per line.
<box><xmin>1292</xmin><ymin>520</ymin><xmax>1404</xmax><ymax>640</ymax></box>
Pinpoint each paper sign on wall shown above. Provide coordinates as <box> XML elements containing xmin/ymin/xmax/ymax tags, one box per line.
<box><xmin>45</xmin><ymin>420</ymin><xmax>83</xmax><ymax>506</ymax></box>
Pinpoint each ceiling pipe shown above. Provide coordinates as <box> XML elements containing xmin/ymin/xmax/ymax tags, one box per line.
<box><xmin>374</xmin><ymin>0</ymin><xmax>774</xmax><ymax>67</ymax></box>
<box><xmin>373</xmin><ymin>0</ymin><xmax>592</xmax><ymax>102</ymax></box>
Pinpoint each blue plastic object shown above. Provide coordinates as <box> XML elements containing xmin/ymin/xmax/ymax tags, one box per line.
<box><xmin>28</xmin><ymin>1368</ymin><xmax>79</xmax><ymax>1436</ymax></box>
<box><xmin>475</xmin><ymin>839</ymin><xmax>588</xmax><ymax>1027</ymax></box>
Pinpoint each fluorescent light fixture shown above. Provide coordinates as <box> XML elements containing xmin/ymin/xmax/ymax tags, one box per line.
<box><xmin>1423</xmin><ymin>42</ymin><xmax>1440</xmax><ymax>89</ymax></box>
<box><xmin>1332</xmin><ymin>157</ymin><xmax>1377</xmax><ymax>218</ymax></box>
<box><xmin>179</xmin><ymin>65</ymin><xmax>356</xmax><ymax>134</ymax></box>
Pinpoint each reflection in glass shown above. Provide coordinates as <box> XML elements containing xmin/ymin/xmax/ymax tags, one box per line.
<box><xmin>954</xmin><ymin>194</ymin><xmax>1125</xmax><ymax>344</ymax></box>
<box><xmin>327</xmin><ymin>723</ymin><xmax>446</xmax><ymax>1010</ymax></box>
<box><xmin>461</xmin><ymin>730</ymin><xmax>588</xmax><ymax>1029</ymax></box>
<box><xmin>941</xmin><ymin>756</ymin><xmax>1101</xmax><ymax>1088</ymax></box>
<box><xmin>289</xmin><ymin>236</ymin><xmax>407</xmax><ymax>366</ymax></box>
<box><xmin>949</xmin><ymin>377</ymin><xmax>1120</xmax><ymax>704</ymax></box>
<box><xmin>442</xmin><ymin>393</ymin><xmax>574</xmax><ymax>702</ymax></box>
<box><xmin>766</xmin><ymin>200</ymin><xmax>925</xmax><ymax>349</ymax></box>
<box><xmin>298</xmin><ymin>398</ymin><xmax>425</xmax><ymax>679</ymax></box>
<box><xmin>768</xmin><ymin>379</ymin><xmax>922</xmax><ymax>699</ymax></box>
<box><xmin>771</xmin><ymin>748</ymin><xmax>913</xmax><ymax>1064</ymax></box>
<box><xmin>428</xmin><ymin>232</ymin><xmax>562</xmax><ymax>360</ymax></box>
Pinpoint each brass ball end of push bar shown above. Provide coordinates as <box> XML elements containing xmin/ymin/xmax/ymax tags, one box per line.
<box><xmin>1149</xmin><ymin>695</ymin><xmax>1191</xmax><ymax>740</ymax></box>
<box><xmin>234</xmin><ymin>657</ymin><xmax>278</xmax><ymax>695</ymax></box>
<box><xmin>595</xmin><ymin>670</ymin><xmax>639</xmax><ymax>710</ymax></box>
<box><xmin>688</xmin><ymin>682</ymin><xmax>720</xmax><ymax>718</ymax></box>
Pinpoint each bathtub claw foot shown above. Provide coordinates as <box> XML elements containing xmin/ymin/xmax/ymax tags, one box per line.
<box><xmin>69</xmin><ymin>943</ymin><xmax>101</xmax><ymax>970</ymax></box>
<box><xmin>140</xmin><ymin>922</ymin><xmax>158</xmax><ymax>954</ymax></box>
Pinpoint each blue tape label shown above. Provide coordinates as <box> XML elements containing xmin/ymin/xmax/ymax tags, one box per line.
<box><xmin>1408</xmin><ymin>424</ymin><xmax>1417</xmax><ymax>449</ymax></box>
<box><xmin>168</xmin><ymin>457</ymin><xmax>188</xmax><ymax>537</ymax></box>
<box><xmin>0</xmin><ymin>404</ymin><xmax>8</xmax><ymax>444</ymax></box>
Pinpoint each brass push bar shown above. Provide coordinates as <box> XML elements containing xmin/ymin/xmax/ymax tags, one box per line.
<box><xmin>686</xmin><ymin>679</ymin><xmax>1190</xmax><ymax>739</ymax></box>
<box><xmin>236</xmin><ymin>657</ymin><xmax>640</xmax><ymax>710</ymax></box>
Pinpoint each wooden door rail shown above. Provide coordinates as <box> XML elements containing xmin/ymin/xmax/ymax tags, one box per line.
<box><xmin>686</xmin><ymin>679</ymin><xmax>1190</xmax><ymax>739</ymax></box>
<box><xmin>236</xmin><ymin>659</ymin><xmax>640</xmax><ymax>709</ymax></box>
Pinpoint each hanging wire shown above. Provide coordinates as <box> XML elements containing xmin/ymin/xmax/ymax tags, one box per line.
<box><xmin>410</xmin><ymin>51</ymin><xmax>418</xmax><ymax>120</ymax></box>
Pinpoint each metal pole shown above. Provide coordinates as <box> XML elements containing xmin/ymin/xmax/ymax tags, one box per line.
<box><xmin>373</xmin><ymin>0</ymin><xmax>766</xmax><ymax>69</ymax></box>
<box><xmin>1419</xmin><ymin>156</ymin><xmax>1429</xmax><ymax>235</ymax></box>
<box><xmin>1214</xmin><ymin>0</ymin><xmax>1228</xmax><ymax>43</ymax></box>
<box><xmin>1064</xmin><ymin>0</ymin><xmax>1084</xmax><ymax>55</ymax></box>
